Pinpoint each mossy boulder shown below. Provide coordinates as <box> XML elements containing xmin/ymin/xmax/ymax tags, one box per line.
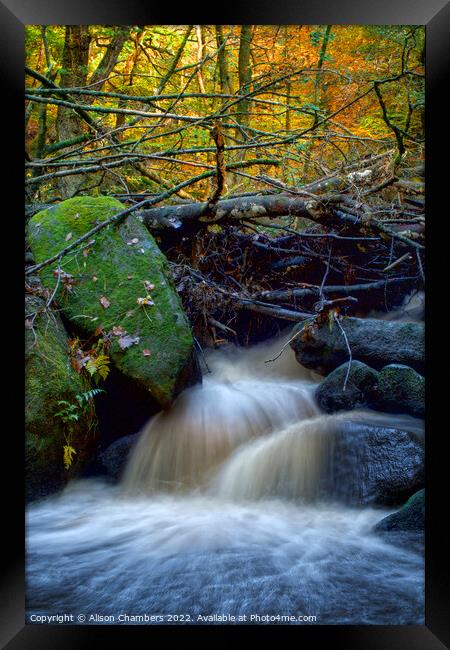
<box><xmin>316</xmin><ymin>360</ymin><xmax>379</xmax><ymax>413</ymax></box>
<box><xmin>375</xmin><ymin>364</ymin><xmax>425</xmax><ymax>418</ymax></box>
<box><xmin>25</xmin><ymin>294</ymin><xmax>99</xmax><ymax>502</ymax></box>
<box><xmin>28</xmin><ymin>197</ymin><xmax>200</xmax><ymax>408</ymax></box>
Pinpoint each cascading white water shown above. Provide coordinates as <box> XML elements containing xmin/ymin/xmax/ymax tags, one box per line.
<box><xmin>26</xmin><ymin>328</ymin><xmax>425</xmax><ymax>625</ymax></box>
<box><xmin>122</xmin><ymin>336</ymin><xmax>319</xmax><ymax>494</ymax></box>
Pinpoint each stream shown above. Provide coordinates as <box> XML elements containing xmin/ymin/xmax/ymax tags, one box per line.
<box><xmin>26</xmin><ymin>334</ymin><xmax>424</xmax><ymax>625</ymax></box>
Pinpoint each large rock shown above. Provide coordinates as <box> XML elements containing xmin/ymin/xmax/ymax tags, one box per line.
<box><xmin>316</xmin><ymin>361</ymin><xmax>379</xmax><ymax>413</ymax></box>
<box><xmin>316</xmin><ymin>361</ymin><xmax>425</xmax><ymax>418</ymax></box>
<box><xmin>376</xmin><ymin>364</ymin><xmax>425</xmax><ymax>418</ymax></box>
<box><xmin>330</xmin><ymin>421</ymin><xmax>424</xmax><ymax>506</ymax></box>
<box><xmin>25</xmin><ymin>294</ymin><xmax>99</xmax><ymax>501</ymax></box>
<box><xmin>290</xmin><ymin>316</ymin><xmax>424</xmax><ymax>375</ymax></box>
<box><xmin>374</xmin><ymin>489</ymin><xmax>425</xmax><ymax>534</ymax></box>
<box><xmin>28</xmin><ymin>197</ymin><xmax>200</xmax><ymax>408</ymax></box>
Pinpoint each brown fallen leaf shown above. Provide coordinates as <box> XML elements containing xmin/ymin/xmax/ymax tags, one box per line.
<box><xmin>142</xmin><ymin>349</ymin><xmax>151</xmax><ymax>357</ymax></box>
<box><xmin>118</xmin><ymin>334</ymin><xmax>140</xmax><ymax>350</ymax></box>
<box><xmin>94</xmin><ymin>326</ymin><xmax>105</xmax><ymax>337</ymax></box>
<box><xmin>99</xmin><ymin>296</ymin><xmax>110</xmax><ymax>309</ymax></box>
<box><xmin>112</xmin><ymin>325</ymin><xmax>126</xmax><ymax>336</ymax></box>
<box><xmin>70</xmin><ymin>357</ymin><xmax>82</xmax><ymax>373</ymax></box>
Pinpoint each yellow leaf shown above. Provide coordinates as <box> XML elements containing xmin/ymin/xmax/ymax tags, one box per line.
<box><xmin>63</xmin><ymin>445</ymin><xmax>77</xmax><ymax>470</ymax></box>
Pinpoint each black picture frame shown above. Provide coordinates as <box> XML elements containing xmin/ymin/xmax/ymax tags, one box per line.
<box><xmin>2</xmin><ymin>2</ymin><xmax>449</xmax><ymax>647</ymax></box>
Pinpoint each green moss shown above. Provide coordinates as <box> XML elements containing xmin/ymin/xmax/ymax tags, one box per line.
<box><xmin>25</xmin><ymin>295</ymin><xmax>98</xmax><ymax>500</ymax></box>
<box><xmin>405</xmin><ymin>488</ymin><xmax>425</xmax><ymax>509</ymax></box>
<box><xmin>28</xmin><ymin>197</ymin><xmax>197</xmax><ymax>407</ymax></box>
<box><xmin>377</xmin><ymin>364</ymin><xmax>424</xmax><ymax>417</ymax></box>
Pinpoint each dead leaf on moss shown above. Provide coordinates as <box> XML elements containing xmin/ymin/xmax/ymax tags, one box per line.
<box><xmin>99</xmin><ymin>296</ymin><xmax>110</xmax><ymax>309</ymax></box>
<box><xmin>118</xmin><ymin>334</ymin><xmax>140</xmax><ymax>350</ymax></box>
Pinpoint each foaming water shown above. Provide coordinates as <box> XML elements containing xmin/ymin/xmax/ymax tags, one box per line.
<box><xmin>122</xmin><ymin>335</ymin><xmax>319</xmax><ymax>494</ymax></box>
<box><xmin>26</xmin><ymin>333</ymin><xmax>424</xmax><ymax>625</ymax></box>
<box><xmin>210</xmin><ymin>411</ymin><xmax>424</xmax><ymax>502</ymax></box>
<box><xmin>368</xmin><ymin>290</ymin><xmax>425</xmax><ymax>322</ymax></box>
<box><xmin>27</xmin><ymin>480</ymin><xmax>424</xmax><ymax>624</ymax></box>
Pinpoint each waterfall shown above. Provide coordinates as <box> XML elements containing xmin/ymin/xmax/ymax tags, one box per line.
<box><xmin>123</xmin><ymin>334</ymin><xmax>423</xmax><ymax>501</ymax></box>
<box><xmin>122</xmin><ymin>335</ymin><xmax>320</xmax><ymax>494</ymax></box>
<box><xmin>26</xmin><ymin>331</ymin><xmax>425</xmax><ymax>625</ymax></box>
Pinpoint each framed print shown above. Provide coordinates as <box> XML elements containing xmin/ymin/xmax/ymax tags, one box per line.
<box><xmin>1</xmin><ymin>0</ymin><xmax>449</xmax><ymax>647</ymax></box>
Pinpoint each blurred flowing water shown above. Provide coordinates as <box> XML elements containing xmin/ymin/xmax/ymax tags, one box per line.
<box><xmin>26</xmin><ymin>331</ymin><xmax>424</xmax><ymax>625</ymax></box>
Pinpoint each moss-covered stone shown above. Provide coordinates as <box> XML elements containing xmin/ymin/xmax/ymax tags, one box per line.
<box><xmin>376</xmin><ymin>364</ymin><xmax>425</xmax><ymax>417</ymax></box>
<box><xmin>316</xmin><ymin>360</ymin><xmax>379</xmax><ymax>413</ymax></box>
<box><xmin>28</xmin><ymin>197</ymin><xmax>200</xmax><ymax>408</ymax></box>
<box><xmin>374</xmin><ymin>489</ymin><xmax>425</xmax><ymax>533</ymax></box>
<box><xmin>25</xmin><ymin>294</ymin><xmax>99</xmax><ymax>501</ymax></box>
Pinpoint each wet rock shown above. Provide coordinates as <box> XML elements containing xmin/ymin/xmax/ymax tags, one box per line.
<box><xmin>316</xmin><ymin>361</ymin><xmax>379</xmax><ymax>413</ymax></box>
<box><xmin>100</xmin><ymin>432</ymin><xmax>141</xmax><ymax>481</ymax></box>
<box><xmin>375</xmin><ymin>364</ymin><xmax>425</xmax><ymax>418</ymax></box>
<box><xmin>331</xmin><ymin>421</ymin><xmax>424</xmax><ymax>506</ymax></box>
<box><xmin>290</xmin><ymin>316</ymin><xmax>424</xmax><ymax>376</ymax></box>
<box><xmin>374</xmin><ymin>489</ymin><xmax>425</xmax><ymax>534</ymax></box>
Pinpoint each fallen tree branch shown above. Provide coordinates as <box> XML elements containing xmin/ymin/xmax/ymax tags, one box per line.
<box><xmin>254</xmin><ymin>277</ymin><xmax>418</xmax><ymax>302</ymax></box>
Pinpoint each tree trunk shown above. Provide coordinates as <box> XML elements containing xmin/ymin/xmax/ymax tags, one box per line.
<box><xmin>56</xmin><ymin>26</ymin><xmax>92</xmax><ymax>198</ymax></box>
<box><xmin>236</xmin><ymin>25</ymin><xmax>253</xmax><ymax>142</ymax></box>
<box><xmin>303</xmin><ymin>25</ymin><xmax>332</xmax><ymax>178</ymax></box>
<box><xmin>215</xmin><ymin>26</ymin><xmax>233</xmax><ymax>96</ymax></box>
<box><xmin>195</xmin><ymin>25</ymin><xmax>206</xmax><ymax>94</ymax></box>
<box><xmin>89</xmin><ymin>26</ymin><xmax>131</xmax><ymax>90</ymax></box>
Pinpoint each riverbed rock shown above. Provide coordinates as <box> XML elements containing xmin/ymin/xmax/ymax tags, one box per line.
<box><xmin>374</xmin><ymin>489</ymin><xmax>425</xmax><ymax>534</ymax></box>
<box><xmin>25</xmin><ymin>294</ymin><xmax>99</xmax><ymax>502</ymax></box>
<box><xmin>290</xmin><ymin>316</ymin><xmax>424</xmax><ymax>376</ymax></box>
<box><xmin>28</xmin><ymin>196</ymin><xmax>200</xmax><ymax>408</ymax></box>
<box><xmin>330</xmin><ymin>421</ymin><xmax>424</xmax><ymax>506</ymax></box>
<box><xmin>375</xmin><ymin>364</ymin><xmax>425</xmax><ymax>418</ymax></box>
<box><xmin>100</xmin><ymin>432</ymin><xmax>141</xmax><ymax>481</ymax></box>
<box><xmin>316</xmin><ymin>361</ymin><xmax>379</xmax><ymax>413</ymax></box>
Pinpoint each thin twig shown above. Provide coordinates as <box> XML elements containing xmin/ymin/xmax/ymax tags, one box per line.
<box><xmin>333</xmin><ymin>314</ymin><xmax>353</xmax><ymax>391</ymax></box>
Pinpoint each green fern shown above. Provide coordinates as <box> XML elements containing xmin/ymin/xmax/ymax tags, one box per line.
<box><xmin>75</xmin><ymin>388</ymin><xmax>106</xmax><ymax>406</ymax></box>
<box><xmin>54</xmin><ymin>388</ymin><xmax>105</xmax><ymax>470</ymax></box>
